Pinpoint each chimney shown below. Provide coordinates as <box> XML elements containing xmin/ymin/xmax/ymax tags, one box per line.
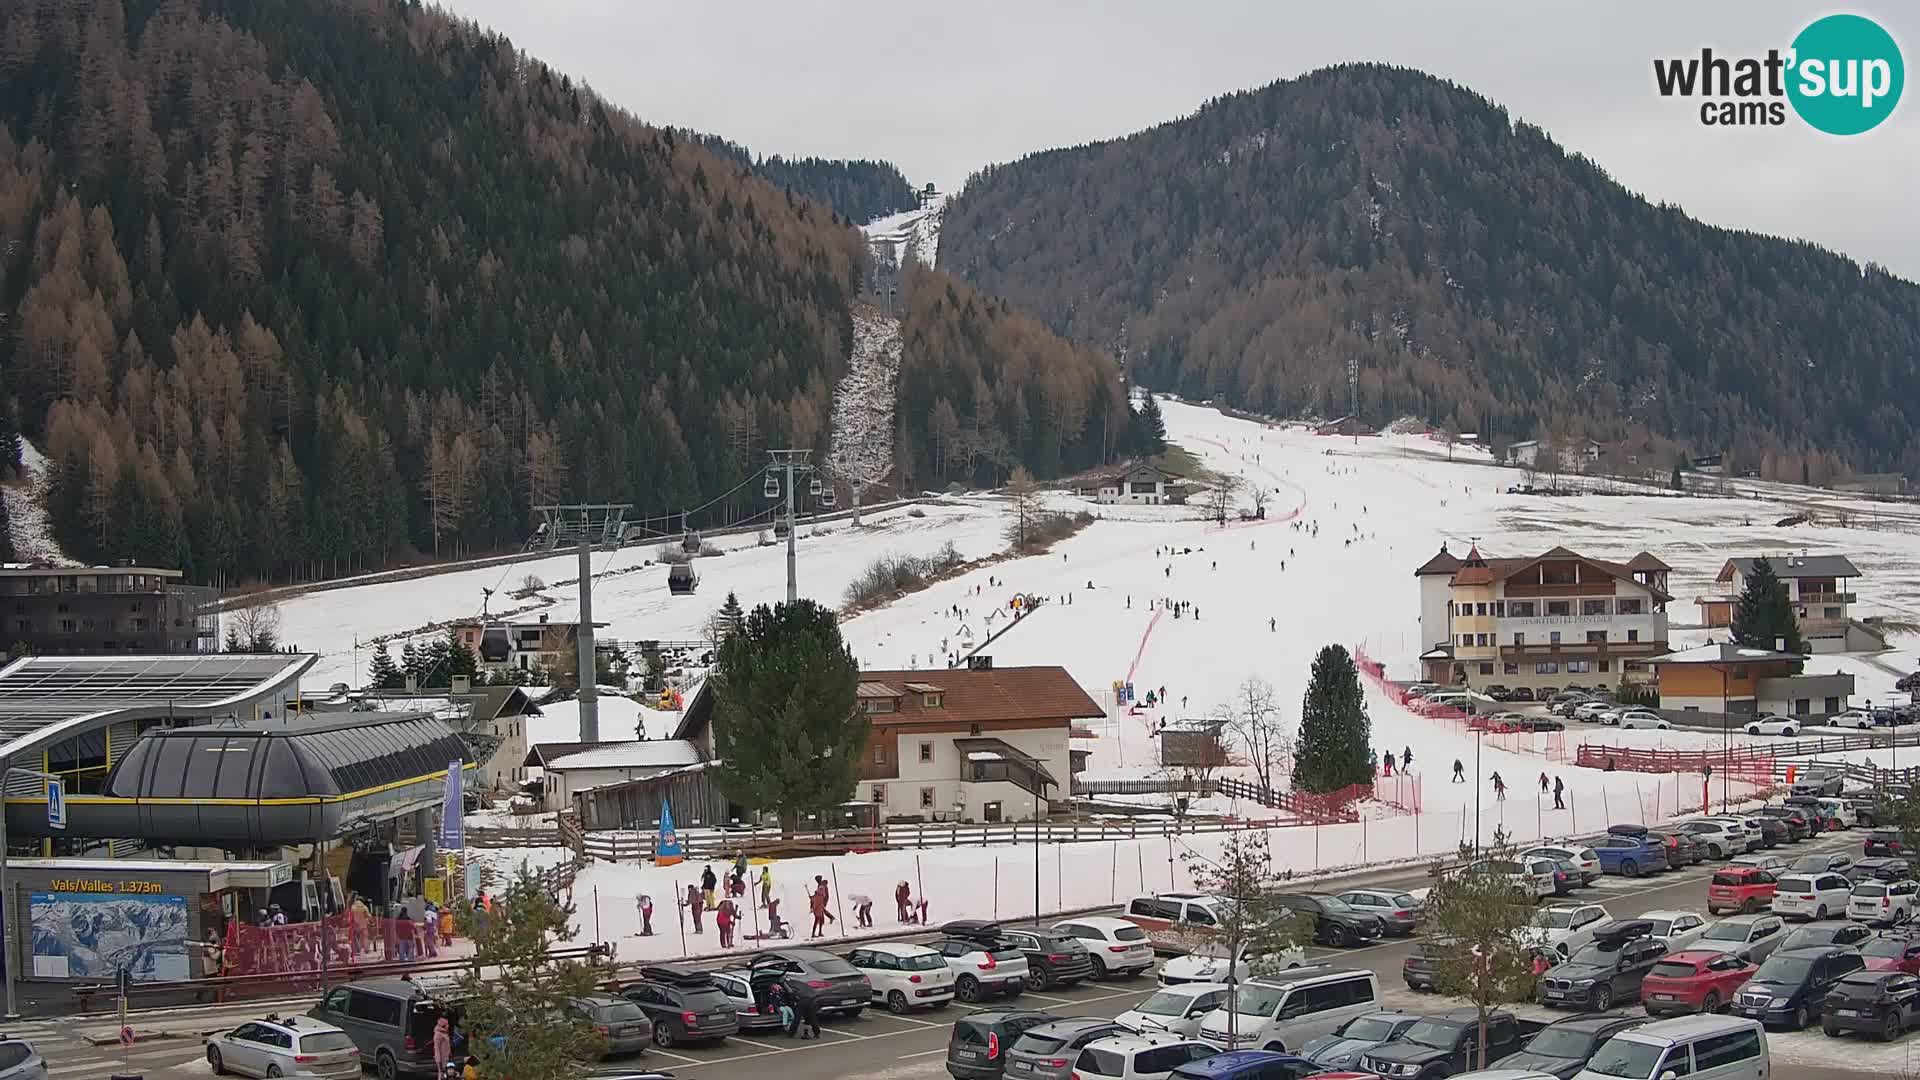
<box><xmin>451</xmin><ymin>674</ymin><xmax>471</xmax><ymax>695</ymax></box>
<box><xmin>540</xmin><ymin>613</ymin><xmax>549</xmax><ymax>624</ymax></box>
<box><xmin>404</xmin><ymin>674</ymin><xmax>418</xmax><ymax>693</ymax></box>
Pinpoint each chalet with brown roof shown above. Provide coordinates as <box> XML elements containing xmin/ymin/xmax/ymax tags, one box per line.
<box><xmin>1415</xmin><ymin>545</ymin><xmax>1672</xmax><ymax>694</ymax></box>
<box><xmin>675</xmin><ymin>659</ymin><xmax>1103</xmax><ymax>822</ymax></box>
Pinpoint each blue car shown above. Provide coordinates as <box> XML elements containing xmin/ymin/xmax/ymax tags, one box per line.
<box><xmin>1168</xmin><ymin>1050</ymin><xmax>1327</xmax><ymax>1080</ymax></box>
<box><xmin>1589</xmin><ymin>833</ymin><xmax>1669</xmax><ymax>877</ymax></box>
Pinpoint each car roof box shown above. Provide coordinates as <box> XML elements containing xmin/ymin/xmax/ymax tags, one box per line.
<box><xmin>639</xmin><ymin>963</ymin><xmax>715</xmax><ymax>988</ymax></box>
<box><xmin>942</xmin><ymin>919</ymin><xmax>1005</xmax><ymax>940</ymax></box>
<box><xmin>1591</xmin><ymin>918</ymin><xmax>1655</xmax><ymax>943</ymax></box>
<box><xmin>1606</xmin><ymin>823</ymin><xmax>1649</xmax><ymax>837</ymax></box>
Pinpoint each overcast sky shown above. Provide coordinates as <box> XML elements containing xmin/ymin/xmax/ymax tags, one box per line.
<box><xmin>438</xmin><ymin>0</ymin><xmax>1920</xmax><ymax>280</ymax></box>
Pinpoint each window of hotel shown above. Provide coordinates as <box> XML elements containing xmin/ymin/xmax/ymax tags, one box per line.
<box><xmin>1476</xmin><ymin>603</ymin><xmax>1488</xmax><ymax>616</ymax></box>
<box><xmin>1616</xmin><ymin>598</ymin><xmax>1643</xmax><ymax>615</ymax></box>
<box><xmin>1586</xmin><ymin>630</ymin><xmax>1607</xmax><ymax>644</ymax></box>
<box><xmin>872</xmin><ymin>784</ymin><xmax>886</xmax><ymax>803</ymax></box>
<box><xmin>1582</xmin><ymin>599</ymin><xmax>1607</xmax><ymax>616</ymax></box>
<box><xmin>1504</xmin><ymin>662</ymin><xmax>1520</xmax><ymax>675</ymax></box>
<box><xmin>1824</xmin><ymin>607</ymin><xmax>1841</xmax><ymax>619</ymax></box>
<box><xmin>1513</xmin><ymin>632</ymin><xmax>1526</xmax><ymax>645</ymax></box>
<box><xmin>1627</xmin><ymin>629</ymin><xmax>1640</xmax><ymax>642</ymax></box>
<box><xmin>862</xmin><ymin>698</ymin><xmax>895</xmax><ymax>714</ymax></box>
<box><xmin>1510</xmin><ymin>601</ymin><xmax>1536</xmax><ymax>617</ymax></box>
<box><xmin>873</xmin><ymin>744</ymin><xmax>887</xmax><ymax>765</ymax></box>
<box><xmin>1547</xmin><ymin>601</ymin><xmax>1572</xmax><ymax>616</ymax></box>
<box><xmin>1479</xmin><ymin>662</ymin><xmax>1494</xmax><ymax>675</ymax></box>
<box><xmin>1461</xmin><ymin>634</ymin><xmax>1473</xmax><ymax>646</ymax></box>
<box><xmin>918</xmin><ymin>741</ymin><xmax>934</xmax><ymax>763</ymax></box>
<box><xmin>1598</xmin><ymin>660</ymin><xmax>1611</xmax><ymax>673</ymax></box>
<box><xmin>1476</xmin><ymin>634</ymin><xmax>1489</xmax><ymax>647</ymax></box>
<box><xmin>1535</xmin><ymin>661</ymin><xmax>1560</xmax><ymax>674</ymax></box>
<box><xmin>1625</xmin><ymin>661</ymin><xmax>1647</xmax><ymax>672</ymax></box>
<box><xmin>1549</xmin><ymin>631</ymin><xmax>1562</xmax><ymax>644</ymax></box>
<box><xmin>920</xmin><ymin>787</ymin><xmax>936</xmax><ymax>808</ymax></box>
<box><xmin>1566</xmin><ymin>660</ymin><xmax>1593</xmax><ymax>673</ymax></box>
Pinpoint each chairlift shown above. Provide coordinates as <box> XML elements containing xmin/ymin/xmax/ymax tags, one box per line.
<box><xmin>808</xmin><ymin>476</ymin><xmax>823</xmax><ymax>497</ymax></box>
<box><xmin>763</xmin><ymin>473</ymin><xmax>780</xmax><ymax>499</ymax></box>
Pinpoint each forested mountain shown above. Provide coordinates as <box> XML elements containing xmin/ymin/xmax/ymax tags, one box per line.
<box><xmin>679</xmin><ymin>132</ymin><xmax>917</xmax><ymax>224</ymax></box>
<box><xmin>942</xmin><ymin>64</ymin><xmax>1920</xmax><ymax>479</ymax></box>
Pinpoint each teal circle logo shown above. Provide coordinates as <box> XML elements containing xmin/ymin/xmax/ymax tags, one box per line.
<box><xmin>1787</xmin><ymin>14</ymin><xmax>1904</xmax><ymax>135</ymax></box>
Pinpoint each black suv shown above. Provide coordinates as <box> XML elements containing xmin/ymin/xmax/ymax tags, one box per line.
<box><xmin>1267</xmin><ymin>893</ymin><xmax>1385</xmax><ymax>948</ymax></box>
<box><xmin>1850</xmin><ymin>857</ymin><xmax>1914</xmax><ymax>884</ymax></box>
<box><xmin>988</xmin><ymin>926</ymin><xmax>1095</xmax><ymax>992</ymax></box>
<box><xmin>1756</xmin><ymin>806</ymin><xmax>1814</xmax><ymax>841</ymax></box>
<box><xmin>1865</xmin><ymin>830</ymin><xmax>1908</xmax><ymax>857</ymax></box>
<box><xmin>620</xmin><ymin>965</ymin><xmax>739</xmax><ymax>1047</ymax></box>
<box><xmin>1732</xmin><ymin>945</ymin><xmax>1866</xmax><ymax>1029</ymax></box>
<box><xmin>1537</xmin><ymin>921</ymin><xmax>1668</xmax><ymax>1011</ymax></box>
<box><xmin>1821</xmin><ymin>970</ymin><xmax>1920</xmax><ymax>1041</ymax></box>
<box><xmin>1493</xmin><ymin>1013</ymin><xmax>1648</xmax><ymax>1079</ymax></box>
<box><xmin>748</xmin><ymin>947</ymin><xmax>873</xmax><ymax>1018</ymax></box>
<box><xmin>946</xmin><ymin>1009</ymin><xmax>1059</xmax><ymax>1080</ymax></box>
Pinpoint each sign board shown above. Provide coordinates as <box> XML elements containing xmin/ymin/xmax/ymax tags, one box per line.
<box><xmin>117</xmin><ymin>965</ymin><xmax>132</xmax><ymax>999</ymax></box>
<box><xmin>655</xmin><ymin>798</ymin><xmax>683</xmax><ymax>867</ymax></box>
<box><xmin>45</xmin><ymin>777</ymin><xmax>65</xmax><ymax>830</ymax></box>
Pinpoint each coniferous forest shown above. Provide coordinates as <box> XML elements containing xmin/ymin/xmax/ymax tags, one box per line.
<box><xmin>941</xmin><ymin>64</ymin><xmax>1920</xmax><ymax>480</ymax></box>
<box><xmin>677</xmin><ymin>132</ymin><xmax>917</xmax><ymax>225</ymax></box>
<box><xmin>0</xmin><ymin>0</ymin><xmax>1115</xmax><ymax>587</ymax></box>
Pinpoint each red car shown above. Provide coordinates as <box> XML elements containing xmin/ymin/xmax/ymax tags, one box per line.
<box><xmin>1706</xmin><ymin>866</ymin><xmax>1780</xmax><ymax>915</ymax></box>
<box><xmin>1639</xmin><ymin>949</ymin><xmax>1758</xmax><ymax>1016</ymax></box>
<box><xmin>1861</xmin><ymin>934</ymin><xmax>1920</xmax><ymax>975</ymax></box>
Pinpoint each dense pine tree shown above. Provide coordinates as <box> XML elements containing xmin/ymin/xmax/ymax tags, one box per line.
<box><xmin>708</xmin><ymin>599</ymin><xmax>866</xmax><ymax>824</ymax></box>
<box><xmin>717</xmin><ymin>591</ymin><xmax>746</xmax><ymax>640</ymax></box>
<box><xmin>1295</xmin><ymin>644</ymin><xmax>1372</xmax><ymax>793</ymax></box>
<box><xmin>400</xmin><ymin>641</ymin><xmax>424</xmax><ymax>687</ymax></box>
<box><xmin>367</xmin><ymin>643</ymin><xmax>402</xmax><ymax>690</ymax></box>
<box><xmin>1130</xmin><ymin>393</ymin><xmax>1168</xmax><ymax>455</ymax></box>
<box><xmin>1731</xmin><ymin>558</ymin><xmax>1807</xmax><ymax>660</ymax></box>
<box><xmin>677</xmin><ymin>132</ymin><xmax>917</xmax><ymax>223</ymax></box>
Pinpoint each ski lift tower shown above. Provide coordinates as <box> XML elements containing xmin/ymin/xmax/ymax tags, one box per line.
<box><xmin>525</xmin><ymin>503</ymin><xmax>633</xmax><ymax>553</ymax></box>
<box><xmin>765</xmin><ymin>449</ymin><xmax>815</xmax><ymax>605</ymax></box>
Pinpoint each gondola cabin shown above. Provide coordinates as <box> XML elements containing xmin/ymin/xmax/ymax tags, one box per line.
<box><xmin>667</xmin><ymin>563</ymin><xmax>698</xmax><ymax>595</ymax></box>
<box><xmin>478</xmin><ymin>624</ymin><xmax>513</xmax><ymax>664</ymax></box>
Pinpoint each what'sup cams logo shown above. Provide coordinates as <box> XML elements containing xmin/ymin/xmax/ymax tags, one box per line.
<box><xmin>1654</xmin><ymin>13</ymin><xmax>1904</xmax><ymax>134</ymax></box>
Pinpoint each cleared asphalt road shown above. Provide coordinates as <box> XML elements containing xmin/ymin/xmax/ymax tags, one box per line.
<box><xmin>61</xmin><ymin>829</ymin><xmax>1888</xmax><ymax>1080</ymax></box>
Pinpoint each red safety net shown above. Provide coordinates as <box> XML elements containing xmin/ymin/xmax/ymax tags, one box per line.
<box><xmin>215</xmin><ymin>909</ymin><xmax>460</xmax><ymax>979</ymax></box>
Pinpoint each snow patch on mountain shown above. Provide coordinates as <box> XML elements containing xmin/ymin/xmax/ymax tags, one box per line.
<box><xmin>829</xmin><ymin>306</ymin><xmax>902</xmax><ymax>495</ymax></box>
<box><xmin>863</xmin><ymin>192</ymin><xmax>945</xmax><ymax>268</ymax></box>
<box><xmin>2</xmin><ymin>440</ymin><xmax>80</xmax><ymax>566</ymax></box>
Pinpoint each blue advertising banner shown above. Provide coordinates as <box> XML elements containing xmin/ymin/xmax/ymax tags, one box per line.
<box><xmin>438</xmin><ymin>759</ymin><xmax>464</xmax><ymax>851</ymax></box>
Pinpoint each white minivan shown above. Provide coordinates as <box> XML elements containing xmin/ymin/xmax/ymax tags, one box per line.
<box><xmin>1573</xmin><ymin>1015</ymin><xmax>1766</xmax><ymax>1080</ymax></box>
<box><xmin>1195</xmin><ymin>967</ymin><xmax>1379</xmax><ymax>1053</ymax></box>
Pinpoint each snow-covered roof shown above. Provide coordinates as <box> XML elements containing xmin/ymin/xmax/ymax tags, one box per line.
<box><xmin>1649</xmin><ymin>643</ymin><xmax>1805</xmax><ymax>665</ymax></box>
<box><xmin>543</xmin><ymin>739</ymin><xmax>701</xmax><ymax>772</ymax></box>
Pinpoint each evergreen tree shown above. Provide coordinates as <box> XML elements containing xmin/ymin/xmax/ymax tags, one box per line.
<box><xmin>1132</xmin><ymin>394</ymin><xmax>1168</xmax><ymax>455</ymax></box>
<box><xmin>1295</xmin><ymin>643</ymin><xmax>1372</xmax><ymax>792</ymax></box>
<box><xmin>718</xmin><ymin>591</ymin><xmax>746</xmax><ymax>639</ymax></box>
<box><xmin>442</xmin><ymin>627</ymin><xmax>479</xmax><ymax>681</ymax></box>
<box><xmin>1730</xmin><ymin>557</ymin><xmax>1807</xmax><ymax>660</ymax></box>
<box><xmin>223</xmin><ymin>627</ymin><xmax>246</xmax><ymax>653</ymax></box>
<box><xmin>639</xmin><ymin>640</ymin><xmax>666</xmax><ymax>695</ymax></box>
<box><xmin>367</xmin><ymin>643</ymin><xmax>402</xmax><ymax>690</ymax></box>
<box><xmin>1669</xmin><ymin>461</ymin><xmax>1683</xmax><ymax>491</ymax></box>
<box><xmin>400</xmin><ymin>641</ymin><xmax>424</xmax><ymax>687</ymax></box>
<box><xmin>709</xmin><ymin>599</ymin><xmax>866</xmax><ymax>824</ymax></box>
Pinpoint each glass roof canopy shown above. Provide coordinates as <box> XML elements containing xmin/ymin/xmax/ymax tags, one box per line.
<box><xmin>0</xmin><ymin>653</ymin><xmax>312</xmax><ymax>761</ymax></box>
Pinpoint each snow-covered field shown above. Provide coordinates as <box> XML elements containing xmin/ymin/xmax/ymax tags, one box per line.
<box><xmin>862</xmin><ymin>193</ymin><xmax>944</xmax><ymax>268</ymax></box>
<box><xmin>2</xmin><ymin>440</ymin><xmax>78</xmax><ymax>565</ymax></box>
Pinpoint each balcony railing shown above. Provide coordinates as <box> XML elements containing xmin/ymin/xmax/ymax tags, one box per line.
<box><xmin>1498</xmin><ymin>641</ymin><xmax>1665</xmax><ymax>659</ymax></box>
<box><xmin>1499</xmin><ymin>612</ymin><xmax>1652</xmax><ymax>626</ymax></box>
<box><xmin>1795</xmin><ymin>591</ymin><xmax>1856</xmax><ymax>605</ymax></box>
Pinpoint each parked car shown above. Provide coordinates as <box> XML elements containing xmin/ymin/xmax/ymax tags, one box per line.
<box><xmin>749</xmin><ymin>946</ymin><xmax>874</xmax><ymax>1018</ymax></box>
<box><xmin>1699</xmin><ymin>817</ymin><xmax>1762</xmax><ymax>852</ymax></box>
<box><xmin>1784</xmin><ymin>797</ymin><xmax>1848</xmax><ymax>832</ymax></box>
<box><xmin>1528</xmin><ymin>905</ymin><xmax>1614</xmax><ymax>960</ymax></box>
<box><xmin>1770</xmin><ymin>874</ymin><xmax>1854</xmax><ymax>920</ymax></box>
<box><xmin>1641</xmin><ymin>950</ymin><xmax>1759</xmax><ymax>1016</ymax></box>
<box><xmin>1791</xmin><ymin>767</ymin><xmax>1845</xmax><ymax>797</ymax></box>
<box><xmin>1860</xmin><ymin>932</ymin><xmax>1920</xmax><ymax>975</ymax></box>
<box><xmin>1849</xmin><ymin>858</ymin><xmax>1913</xmax><ymax>885</ymax></box>
<box><xmin>1266</xmin><ymin>893</ymin><xmax>1387</xmax><ymax>947</ymax></box>
<box><xmin>1051</xmin><ymin>917</ymin><xmax>1156</xmax><ymax>979</ymax></box>
<box><xmin>1509</xmin><ymin>688</ymin><xmax>1538</xmax><ymax>703</ymax></box>
<box><xmin>1571</xmin><ymin>1016</ymin><xmax>1768</xmax><ymax>1080</ymax></box>
<box><xmin>1123</xmin><ymin>893</ymin><xmax>1232</xmax><ymax>945</ymax></box>
<box><xmin>1736</xmin><ymin>816</ymin><xmax>1789</xmax><ymax>848</ymax></box>
<box><xmin>1847</xmin><ymin>795</ymin><xmax>1881</xmax><ymax>828</ymax></box>
<box><xmin>1814</xmin><ymin>798</ymin><xmax>1857</xmax><ymax>830</ymax></box>
<box><xmin>1491</xmin><ymin>1013</ymin><xmax>1648</xmax><ymax>1079</ymax></box>
<box><xmin>1731</xmin><ymin>945</ymin><xmax>1866</xmax><ymax>1029</ymax></box>
<box><xmin>1537</xmin><ymin>923</ymin><xmax>1669</xmax><ymax>1010</ymax></box>
<box><xmin>1359</xmin><ymin>1008</ymin><xmax>1544</xmax><ymax>1080</ymax></box>
<box><xmin>1754</xmin><ymin>806</ymin><xmax>1813</xmax><ymax>842</ymax></box>
<box><xmin>1590</xmin><ymin>834</ymin><xmax>1670</xmax><ymax>878</ymax></box>
<box><xmin>1707</xmin><ymin>867</ymin><xmax>1780</xmax><ymax>916</ymax></box>
<box><xmin>1169</xmin><ymin>1052</ymin><xmax>1337</xmax><ymax>1080</ymax></box>
<box><xmin>1864</xmin><ymin>830</ymin><xmax>1908</xmax><ymax>857</ymax></box>
<box><xmin>708</xmin><ymin>969</ymin><xmax>786</xmax><ymax>1033</ymax></box>
<box><xmin>1646</xmin><ymin>830</ymin><xmax>1700</xmax><ymax>868</ymax></box>
<box><xmin>1676</xmin><ymin>821</ymin><xmax>1746</xmax><ymax>861</ymax></box>
<box><xmin>564</xmin><ymin>995</ymin><xmax>655</xmax><ymax>1060</ymax></box>
<box><xmin>1195</xmin><ymin>968</ymin><xmax>1380</xmax><ymax>1053</ymax></box>
<box><xmin>1516</xmin><ymin>716</ymin><xmax>1567</xmax><ymax>733</ymax></box>
<box><xmin>1779</xmin><ymin>921</ymin><xmax>1873</xmax><ymax>952</ymax></box>
<box><xmin>1403</xmin><ymin>939</ymin><xmax>1445</xmax><ymax>992</ymax></box>
<box><xmin>1156</xmin><ymin>945</ymin><xmax>1308</xmax><ymax>987</ymax></box>
<box><xmin>1832</xmin><ymin>710</ymin><xmax>1878</xmax><ymax>730</ymax></box>
<box><xmin>932</xmin><ymin>926</ymin><xmax>1031</xmax><ymax>1002</ymax></box>
<box><xmin>946</xmin><ymin>1010</ymin><xmax>1060</xmax><ymax>1080</ymax></box>
<box><xmin>1789</xmin><ymin>853</ymin><xmax>1855</xmax><ymax>875</ymax></box>
<box><xmin>1115</xmin><ymin>984</ymin><xmax>1233</xmax><ymax>1040</ymax></box>
<box><xmin>0</xmin><ymin>1037</ymin><xmax>45</xmax><ymax>1080</ymax></box>
<box><xmin>1696</xmin><ymin>915</ymin><xmax>1788</xmax><ymax>963</ymax></box>
<box><xmin>1334</xmin><ymin>888</ymin><xmax>1425</xmax><ymax>935</ymax></box>
<box><xmin>1071</xmin><ymin>1034</ymin><xmax>1218</xmax><ymax>1080</ymax></box>
<box><xmin>1619</xmin><ymin>712</ymin><xmax>1670</xmax><ymax>730</ymax></box>
<box><xmin>1848</xmin><ymin>879</ymin><xmax>1920</xmax><ymax>926</ymax></box>
<box><xmin>1729</xmin><ymin>854</ymin><xmax>1788</xmax><ymax>873</ymax></box>
<box><xmin>845</xmin><ymin>941</ymin><xmax>956</xmax><ymax>1013</ymax></box>
<box><xmin>307</xmin><ymin>978</ymin><xmax>446</xmax><ymax>1078</ymax></box>
<box><xmin>619</xmin><ymin>966</ymin><xmax>740</xmax><ymax>1048</ymax></box>
<box><xmin>206</xmin><ymin>1015</ymin><xmax>360</xmax><ymax>1080</ymax></box>
<box><xmin>1525</xmin><ymin>846</ymin><xmax>1601</xmax><ymax>885</ymax></box>
<box><xmin>1298</xmin><ymin>1013</ymin><xmax>1421</xmax><ymax>1071</ymax></box>
<box><xmin>1746</xmin><ymin>716</ymin><xmax>1802</xmax><ymax>738</ymax></box>
<box><xmin>1819</xmin><ymin>970</ymin><xmax>1920</xmax><ymax>1040</ymax></box>
<box><xmin>995</xmin><ymin>926</ymin><xmax>1097</xmax><ymax>991</ymax></box>
<box><xmin>1005</xmin><ymin>1017</ymin><xmax>1138</xmax><ymax>1080</ymax></box>
<box><xmin>1641</xmin><ymin>911</ymin><xmax>1710</xmax><ymax>952</ymax></box>
<box><xmin>1573</xmin><ymin>702</ymin><xmax>1616</xmax><ymax>723</ymax></box>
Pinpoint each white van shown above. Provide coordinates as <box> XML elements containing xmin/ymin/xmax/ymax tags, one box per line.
<box><xmin>1194</xmin><ymin>967</ymin><xmax>1379</xmax><ymax>1053</ymax></box>
<box><xmin>1572</xmin><ymin>1015</ymin><xmax>1766</xmax><ymax>1080</ymax></box>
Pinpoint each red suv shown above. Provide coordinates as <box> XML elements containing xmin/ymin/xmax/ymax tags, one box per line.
<box><xmin>1640</xmin><ymin>950</ymin><xmax>1758</xmax><ymax>1016</ymax></box>
<box><xmin>1861</xmin><ymin>934</ymin><xmax>1920</xmax><ymax>975</ymax></box>
<box><xmin>1706</xmin><ymin>866</ymin><xmax>1779</xmax><ymax>915</ymax></box>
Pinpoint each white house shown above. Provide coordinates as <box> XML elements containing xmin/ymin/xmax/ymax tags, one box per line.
<box><xmin>525</xmin><ymin>739</ymin><xmax>702</xmax><ymax>811</ymax></box>
<box><xmin>1698</xmin><ymin>555</ymin><xmax>1882</xmax><ymax>653</ymax></box>
<box><xmin>1085</xmin><ymin>462</ymin><xmax>1182</xmax><ymax>505</ymax></box>
<box><xmin>1506</xmin><ymin>438</ymin><xmax>1602</xmax><ymax>473</ymax></box>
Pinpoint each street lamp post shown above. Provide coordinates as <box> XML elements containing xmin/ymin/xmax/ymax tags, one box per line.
<box><xmin>1472</xmin><ymin>727</ymin><xmax>1484</xmax><ymax>856</ymax></box>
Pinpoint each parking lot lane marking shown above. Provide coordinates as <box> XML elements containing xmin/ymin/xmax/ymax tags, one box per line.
<box><xmin>641</xmin><ymin>1048</ymin><xmax>705</xmax><ymax>1064</ymax></box>
<box><xmin>898</xmin><ymin>1048</ymin><xmax>948</xmax><ymax>1059</ymax></box>
<box><xmin>1016</xmin><ymin>991</ymin><xmax>1077</xmax><ymax>1004</ymax></box>
<box><xmin>812</xmin><ymin>1025</ymin><xmax>872</xmax><ymax>1039</ymax></box>
<box><xmin>727</xmin><ymin>1037</ymin><xmax>790</xmax><ymax>1051</ymax></box>
<box><xmin>886</xmin><ymin>1014</ymin><xmax>944</xmax><ymax>1027</ymax></box>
